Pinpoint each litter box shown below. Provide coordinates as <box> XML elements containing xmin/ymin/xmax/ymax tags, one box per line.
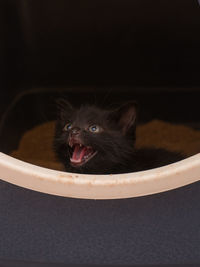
<box><xmin>0</xmin><ymin>88</ymin><xmax>200</xmax><ymax>200</ymax></box>
<box><xmin>0</xmin><ymin>0</ymin><xmax>200</xmax><ymax>266</ymax></box>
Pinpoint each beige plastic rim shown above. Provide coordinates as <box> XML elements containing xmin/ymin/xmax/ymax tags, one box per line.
<box><xmin>0</xmin><ymin>152</ymin><xmax>199</xmax><ymax>199</ymax></box>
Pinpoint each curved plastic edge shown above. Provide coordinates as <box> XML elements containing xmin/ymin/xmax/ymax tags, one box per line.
<box><xmin>0</xmin><ymin>152</ymin><xmax>199</xmax><ymax>199</ymax></box>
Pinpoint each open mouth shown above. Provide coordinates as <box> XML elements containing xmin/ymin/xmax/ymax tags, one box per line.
<box><xmin>68</xmin><ymin>141</ymin><xmax>97</xmax><ymax>167</ymax></box>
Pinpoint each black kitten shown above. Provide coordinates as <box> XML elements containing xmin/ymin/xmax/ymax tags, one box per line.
<box><xmin>54</xmin><ymin>100</ymin><xmax>183</xmax><ymax>174</ymax></box>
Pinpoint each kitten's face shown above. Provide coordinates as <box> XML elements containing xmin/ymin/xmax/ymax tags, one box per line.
<box><xmin>54</xmin><ymin>101</ymin><xmax>137</xmax><ymax>174</ymax></box>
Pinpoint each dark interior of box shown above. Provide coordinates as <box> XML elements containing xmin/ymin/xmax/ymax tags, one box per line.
<box><xmin>0</xmin><ymin>0</ymin><xmax>200</xmax><ymax>266</ymax></box>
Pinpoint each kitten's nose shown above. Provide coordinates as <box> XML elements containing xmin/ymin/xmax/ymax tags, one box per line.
<box><xmin>71</xmin><ymin>127</ymin><xmax>81</xmax><ymax>136</ymax></box>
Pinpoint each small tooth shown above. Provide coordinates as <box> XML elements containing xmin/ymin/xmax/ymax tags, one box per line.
<box><xmin>80</xmin><ymin>144</ymin><xmax>82</xmax><ymax>147</ymax></box>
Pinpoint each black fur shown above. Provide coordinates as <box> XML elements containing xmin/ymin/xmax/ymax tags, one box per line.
<box><xmin>54</xmin><ymin>100</ymin><xmax>184</xmax><ymax>174</ymax></box>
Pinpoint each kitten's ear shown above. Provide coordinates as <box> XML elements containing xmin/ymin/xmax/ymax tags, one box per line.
<box><xmin>109</xmin><ymin>102</ymin><xmax>137</xmax><ymax>136</ymax></box>
<box><xmin>56</xmin><ymin>98</ymin><xmax>73</xmax><ymax>120</ymax></box>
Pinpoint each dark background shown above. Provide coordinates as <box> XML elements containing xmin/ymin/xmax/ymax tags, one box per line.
<box><xmin>1</xmin><ymin>0</ymin><xmax>200</xmax><ymax>93</ymax></box>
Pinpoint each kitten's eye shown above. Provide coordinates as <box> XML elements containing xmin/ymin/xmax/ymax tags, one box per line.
<box><xmin>63</xmin><ymin>123</ymin><xmax>72</xmax><ymax>131</ymax></box>
<box><xmin>88</xmin><ymin>125</ymin><xmax>101</xmax><ymax>133</ymax></box>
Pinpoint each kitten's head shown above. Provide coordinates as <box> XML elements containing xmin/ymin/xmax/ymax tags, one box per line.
<box><xmin>54</xmin><ymin>100</ymin><xmax>137</xmax><ymax>174</ymax></box>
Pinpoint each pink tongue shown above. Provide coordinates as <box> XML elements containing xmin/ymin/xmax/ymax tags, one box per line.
<box><xmin>72</xmin><ymin>145</ymin><xmax>87</xmax><ymax>161</ymax></box>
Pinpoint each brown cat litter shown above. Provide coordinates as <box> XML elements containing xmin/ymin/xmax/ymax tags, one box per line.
<box><xmin>11</xmin><ymin>120</ymin><xmax>200</xmax><ymax>171</ymax></box>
